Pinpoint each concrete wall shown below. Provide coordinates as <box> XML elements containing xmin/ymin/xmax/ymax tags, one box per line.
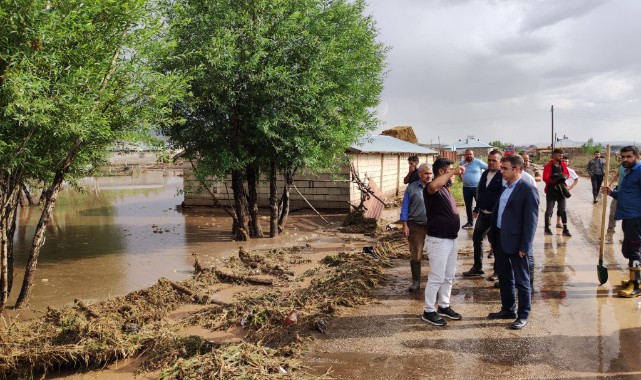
<box><xmin>183</xmin><ymin>152</ymin><xmax>436</xmax><ymax>210</ymax></box>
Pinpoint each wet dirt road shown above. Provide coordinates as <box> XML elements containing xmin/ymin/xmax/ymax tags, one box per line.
<box><xmin>304</xmin><ymin>177</ymin><xmax>641</xmax><ymax>379</ymax></box>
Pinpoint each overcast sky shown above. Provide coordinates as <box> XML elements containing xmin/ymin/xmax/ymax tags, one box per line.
<box><xmin>365</xmin><ymin>0</ymin><xmax>641</xmax><ymax>146</ymax></box>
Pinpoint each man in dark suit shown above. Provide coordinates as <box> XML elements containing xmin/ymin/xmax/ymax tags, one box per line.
<box><xmin>488</xmin><ymin>154</ymin><xmax>539</xmax><ymax>330</ymax></box>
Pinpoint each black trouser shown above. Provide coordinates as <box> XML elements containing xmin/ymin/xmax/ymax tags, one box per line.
<box><xmin>545</xmin><ymin>192</ymin><xmax>566</xmax><ymax>226</ymax></box>
<box><xmin>494</xmin><ymin>231</ymin><xmax>531</xmax><ymax>320</ymax></box>
<box><xmin>591</xmin><ymin>174</ymin><xmax>604</xmax><ymax>199</ymax></box>
<box><xmin>472</xmin><ymin>212</ymin><xmax>492</xmax><ymax>269</ymax></box>
<box><xmin>463</xmin><ymin>186</ymin><xmax>477</xmax><ymax>224</ymax></box>
<box><xmin>622</xmin><ymin>218</ymin><xmax>641</xmax><ymax>266</ymax></box>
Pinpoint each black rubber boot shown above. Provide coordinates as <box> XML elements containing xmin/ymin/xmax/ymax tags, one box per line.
<box><xmin>544</xmin><ymin>215</ymin><xmax>553</xmax><ymax>235</ymax></box>
<box><xmin>409</xmin><ymin>261</ymin><xmax>421</xmax><ymax>293</ymax></box>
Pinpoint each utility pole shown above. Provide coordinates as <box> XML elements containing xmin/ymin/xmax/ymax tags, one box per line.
<box><xmin>551</xmin><ymin>105</ymin><xmax>554</xmax><ymax>149</ymax></box>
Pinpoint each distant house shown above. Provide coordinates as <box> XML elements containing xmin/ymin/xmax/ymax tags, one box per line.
<box><xmin>182</xmin><ymin>135</ymin><xmax>438</xmax><ymax>211</ymax></box>
<box><xmin>446</xmin><ymin>136</ymin><xmax>493</xmax><ymax>159</ymax></box>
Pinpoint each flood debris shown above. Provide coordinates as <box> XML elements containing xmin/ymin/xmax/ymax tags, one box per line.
<box><xmin>0</xmin><ymin>240</ymin><xmax>399</xmax><ymax>379</ymax></box>
<box><xmin>375</xmin><ymin>229</ymin><xmax>411</xmax><ymax>259</ymax></box>
<box><xmin>340</xmin><ymin>209</ymin><xmax>378</xmax><ymax>233</ymax></box>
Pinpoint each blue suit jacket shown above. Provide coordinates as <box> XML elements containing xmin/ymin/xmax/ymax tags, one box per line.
<box><xmin>489</xmin><ymin>179</ymin><xmax>539</xmax><ymax>254</ymax></box>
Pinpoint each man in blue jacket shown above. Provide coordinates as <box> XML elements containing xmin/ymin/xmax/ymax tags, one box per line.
<box><xmin>463</xmin><ymin>150</ymin><xmax>503</xmax><ymax>277</ymax></box>
<box><xmin>603</xmin><ymin>146</ymin><xmax>641</xmax><ymax>297</ymax></box>
<box><xmin>488</xmin><ymin>155</ymin><xmax>539</xmax><ymax>330</ymax></box>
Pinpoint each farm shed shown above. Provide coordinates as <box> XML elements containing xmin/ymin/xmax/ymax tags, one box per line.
<box><xmin>182</xmin><ymin>135</ymin><xmax>438</xmax><ymax>210</ymax></box>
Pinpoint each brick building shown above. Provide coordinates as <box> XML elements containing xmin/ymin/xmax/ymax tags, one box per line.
<box><xmin>182</xmin><ymin>135</ymin><xmax>438</xmax><ymax>210</ymax></box>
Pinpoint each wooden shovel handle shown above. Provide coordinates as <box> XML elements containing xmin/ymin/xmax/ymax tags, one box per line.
<box><xmin>598</xmin><ymin>145</ymin><xmax>610</xmax><ymax>260</ymax></box>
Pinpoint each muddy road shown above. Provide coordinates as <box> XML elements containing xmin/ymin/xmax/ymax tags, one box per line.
<box><xmin>304</xmin><ymin>177</ymin><xmax>641</xmax><ymax>379</ymax></box>
<box><xmin>7</xmin><ymin>172</ymin><xmax>640</xmax><ymax>379</ymax></box>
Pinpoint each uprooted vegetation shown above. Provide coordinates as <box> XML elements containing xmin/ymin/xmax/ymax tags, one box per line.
<box><xmin>0</xmin><ymin>243</ymin><xmax>394</xmax><ymax>379</ymax></box>
<box><xmin>340</xmin><ymin>209</ymin><xmax>378</xmax><ymax>234</ymax></box>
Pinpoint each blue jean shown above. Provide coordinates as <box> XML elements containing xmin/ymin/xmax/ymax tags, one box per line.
<box><xmin>494</xmin><ymin>232</ymin><xmax>531</xmax><ymax>320</ymax></box>
<box><xmin>462</xmin><ymin>186</ymin><xmax>477</xmax><ymax>224</ymax></box>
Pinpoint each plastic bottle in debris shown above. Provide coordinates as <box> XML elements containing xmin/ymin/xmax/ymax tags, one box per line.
<box><xmin>283</xmin><ymin>310</ymin><xmax>299</xmax><ymax>326</ymax></box>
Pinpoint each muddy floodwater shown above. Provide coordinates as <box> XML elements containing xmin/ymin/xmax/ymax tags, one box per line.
<box><xmin>11</xmin><ymin>171</ymin><xmax>339</xmax><ymax>311</ymax></box>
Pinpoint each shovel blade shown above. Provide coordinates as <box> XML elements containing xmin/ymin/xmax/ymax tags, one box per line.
<box><xmin>597</xmin><ymin>264</ymin><xmax>609</xmax><ymax>285</ymax></box>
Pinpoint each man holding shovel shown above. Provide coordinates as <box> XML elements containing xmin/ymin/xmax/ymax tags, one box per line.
<box><xmin>602</xmin><ymin>146</ymin><xmax>641</xmax><ymax>297</ymax></box>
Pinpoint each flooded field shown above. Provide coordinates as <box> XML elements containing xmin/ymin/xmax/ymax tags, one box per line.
<box><xmin>10</xmin><ymin>171</ymin><xmax>342</xmax><ymax>311</ymax></box>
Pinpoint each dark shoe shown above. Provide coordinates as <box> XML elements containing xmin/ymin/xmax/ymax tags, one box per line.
<box><xmin>556</xmin><ymin>223</ymin><xmax>563</xmax><ymax>228</ymax></box>
<box><xmin>488</xmin><ymin>310</ymin><xmax>517</xmax><ymax>319</ymax></box>
<box><xmin>562</xmin><ymin>229</ymin><xmax>572</xmax><ymax>237</ymax></box>
<box><xmin>493</xmin><ymin>281</ymin><xmax>500</xmax><ymax>288</ymax></box>
<box><xmin>437</xmin><ymin>306</ymin><xmax>462</xmax><ymax>320</ymax></box>
<box><xmin>487</xmin><ymin>250</ymin><xmax>494</xmax><ymax>259</ymax></box>
<box><xmin>462</xmin><ymin>222</ymin><xmax>474</xmax><ymax>230</ymax></box>
<box><xmin>463</xmin><ymin>267</ymin><xmax>485</xmax><ymax>277</ymax></box>
<box><xmin>510</xmin><ymin>318</ymin><xmax>528</xmax><ymax>330</ymax></box>
<box><xmin>593</xmin><ymin>199</ymin><xmax>598</xmax><ymax>204</ymax></box>
<box><xmin>544</xmin><ymin>228</ymin><xmax>553</xmax><ymax>235</ymax></box>
<box><xmin>422</xmin><ymin>311</ymin><xmax>447</xmax><ymax>326</ymax></box>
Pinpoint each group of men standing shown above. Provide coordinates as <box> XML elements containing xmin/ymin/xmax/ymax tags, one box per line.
<box><xmin>399</xmin><ymin>145</ymin><xmax>641</xmax><ymax>330</ymax></box>
<box><xmin>400</xmin><ymin>150</ymin><xmax>539</xmax><ymax>329</ymax></box>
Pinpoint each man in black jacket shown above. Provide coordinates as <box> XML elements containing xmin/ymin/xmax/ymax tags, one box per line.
<box><xmin>463</xmin><ymin>150</ymin><xmax>503</xmax><ymax>277</ymax></box>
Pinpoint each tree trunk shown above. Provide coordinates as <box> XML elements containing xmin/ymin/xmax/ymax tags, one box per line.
<box><xmin>269</xmin><ymin>161</ymin><xmax>279</xmax><ymax>237</ymax></box>
<box><xmin>245</xmin><ymin>165</ymin><xmax>263</xmax><ymax>238</ymax></box>
<box><xmin>15</xmin><ymin>139</ymin><xmax>82</xmax><ymax>308</ymax></box>
<box><xmin>6</xmin><ymin>199</ymin><xmax>17</xmax><ymax>295</ymax></box>
<box><xmin>0</xmin><ymin>172</ymin><xmax>22</xmax><ymax>310</ymax></box>
<box><xmin>231</xmin><ymin>169</ymin><xmax>250</xmax><ymax>241</ymax></box>
<box><xmin>278</xmin><ymin>169</ymin><xmax>294</xmax><ymax>233</ymax></box>
<box><xmin>19</xmin><ymin>182</ymin><xmax>35</xmax><ymax>206</ymax></box>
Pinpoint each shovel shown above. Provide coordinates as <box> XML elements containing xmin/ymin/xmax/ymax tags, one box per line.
<box><xmin>597</xmin><ymin>144</ymin><xmax>610</xmax><ymax>285</ymax></box>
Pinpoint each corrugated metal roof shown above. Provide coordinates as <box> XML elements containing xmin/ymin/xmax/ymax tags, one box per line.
<box><xmin>446</xmin><ymin>138</ymin><xmax>493</xmax><ymax>149</ymax></box>
<box><xmin>348</xmin><ymin>135</ymin><xmax>438</xmax><ymax>154</ymax></box>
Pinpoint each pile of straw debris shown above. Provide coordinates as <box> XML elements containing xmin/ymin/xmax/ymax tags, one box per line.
<box><xmin>0</xmin><ymin>243</ymin><xmax>392</xmax><ymax>379</ymax></box>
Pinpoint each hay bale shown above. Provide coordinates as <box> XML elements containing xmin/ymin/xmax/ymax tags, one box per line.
<box><xmin>380</xmin><ymin>126</ymin><xmax>418</xmax><ymax>144</ymax></box>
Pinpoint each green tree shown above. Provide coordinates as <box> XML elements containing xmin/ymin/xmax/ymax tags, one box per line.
<box><xmin>162</xmin><ymin>0</ymin><xmax>386</xmax><ymax>239</ymax></box>
<box><xmin>0</xmin><ymin>0</ymin><xmax>186</xmax><ymax>309</ymax></box>
<box><xmin>488</xmin><ymin>140</ymin><xmax>506</xmax><ymax>150</ymax></box>
<box><xmin>582</xmin><ymin>137</ymin><xmax>603</xmax><ymax>154</ymax></box>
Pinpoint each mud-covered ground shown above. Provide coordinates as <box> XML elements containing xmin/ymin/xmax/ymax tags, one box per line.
<box><xmin>3</xmin><ymin>174</ymin><xmax>640</xmax><ymax>380</ymax></box>
<box><xmin>304</xmin><ymin>176</ymin><xmax>641</xmax><ymax>380</ymax></box>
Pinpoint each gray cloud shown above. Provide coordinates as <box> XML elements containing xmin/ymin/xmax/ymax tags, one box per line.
<box><xmin>518</xmin><ymin>0</ymin><xmax>609</xmax><ymax>33</ymax></box>
<box><xmin>366</xmin><ymin>0</ymin><xmax>641</xmax><ymax>145</ymax></box>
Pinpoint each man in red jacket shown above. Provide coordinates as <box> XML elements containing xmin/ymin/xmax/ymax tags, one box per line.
<box><xmin>542</xmin><ymin>148</ymin><xmax>571</xmax><ymax>236</ymax></box>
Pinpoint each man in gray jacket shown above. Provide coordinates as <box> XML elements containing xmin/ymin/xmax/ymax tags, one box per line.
<box><xmin>400</xmin><ymin>163</ymin><xmax>433</xmax><ymax>292</ymax></box>
<box><xmin>587</xmin><ymin>151</ymin><xmax>606</xmax><ymax>204</ymax></box>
